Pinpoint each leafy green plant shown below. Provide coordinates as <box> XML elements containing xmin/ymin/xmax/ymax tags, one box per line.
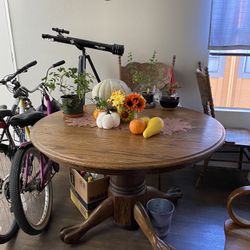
<box><xmin>127</xmin><ymin>50</ymin><xmax>158</xmax><ymax>92</ymax></box>
<box><xmin>93</xmin><ymin>96</ymin><xmax>117</xmax><ymax>112</ymax></box>
<box><xmin>44</xmin><ymin>67</ymin><xmax>94</xmax><ymax>98</ymax></box>
<box><xmin>43</xmin><ymin>67</ymin><xmax>95</xmax><ymax>109</ymax></box>
<box><xmin>93</xmin><ymin>96</ymin><xmax>109</xmax><ymax>110</ymax></box>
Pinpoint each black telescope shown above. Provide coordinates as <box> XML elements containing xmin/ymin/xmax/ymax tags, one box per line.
<box><xmin>42</xmin><ymin>28</ymin><xmax>125</xmax><ymax>82</ymax></box>
<box><xmin>42</xmin><ymin>32</ymin><xmax>124</xmax><ymax>56</ymax></box>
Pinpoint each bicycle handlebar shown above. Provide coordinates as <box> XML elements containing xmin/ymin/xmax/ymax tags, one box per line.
<box><xmin>52</xmin><ymin>60</ymin><xmax>65</xmax><ymax>68</ymax></box>
<box><xmin>0</xmin><ymin>60</ymin><xmax>37</xmax><ymax>85</ymax></box>
<box><xmin>16</xmin><ymin>61</ymin><xmax>37</xmax><ymax>76</ymax></box>
<box><xmin>42</xmin><ymin>32</ymin><xmax>124</xmax><ymax>56</ymax></box>
<box><xmin>15</xmin><ymin>59</ymin><xmax>66</xmax><ymax>95</ymax></box>
<box><xmin>21</xmin><ymin>84</ymin><xmax>42</xmax><ymax>94</ymax></box>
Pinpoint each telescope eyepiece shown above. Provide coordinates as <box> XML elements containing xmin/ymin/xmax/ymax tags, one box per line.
<box><xmin>52</xmin><ymin>28</ymin><xmax>70</xmax><ymax>35</ymax></box>
<box><xmin>112</xmin><ymin>44</ymin><xmax>124</xmax><ymax>56</ymax></box>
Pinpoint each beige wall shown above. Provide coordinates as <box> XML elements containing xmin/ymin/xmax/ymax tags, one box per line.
<box><xmin>0</xmin><ymin>0</ymin><xmax>15</xmax><ymax>109</ymax></box>
<box><xmin>9</xmin><ymin>1</ymin><xmax>247</xmax><ymax>128</ymax></box>
<box><xmin>8</xmin><ymin>0</ymin><xmax>211</xmax><ymax>110</ymax></box>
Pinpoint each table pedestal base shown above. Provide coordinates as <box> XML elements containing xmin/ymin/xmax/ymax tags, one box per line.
<box><xmin>60</xmin><ymin>175</ymin><xmax>180</xmax><ymax>250</ymax></box>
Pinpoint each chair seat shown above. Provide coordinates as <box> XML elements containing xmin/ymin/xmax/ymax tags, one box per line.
<box><xmin>224</xmin><ymin>219</ymin><xmax>250</xmax><ymax>250</ymax></box>
<box><xmin>225</xmin><ymin>129</ymin><xmax>250</xmax><ymax>147</ymax></box>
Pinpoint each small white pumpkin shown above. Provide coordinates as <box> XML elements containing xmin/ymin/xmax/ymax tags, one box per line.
<box><xmin>92</xmin><ymin>79</ymin><xmax>131</xmax><ymax>101</ymax></box>
<box><xmin>101</xmin><ymin>115</ymin><xmax>114</xmax><ymax>129</ymax></box>
<box><xmin>96</xmin><ymin>111</ymin><xmax>120</xmax><ymax>129</ymax></box>
<box><xmin>96</xmin><ymin>112</ymin><xmax>106</xmax><ymax>128</ymax></box>
<box><xmin>110</xmin><ymin>112</ymin><xmax>120</xmax><ymax>127</ymax></box>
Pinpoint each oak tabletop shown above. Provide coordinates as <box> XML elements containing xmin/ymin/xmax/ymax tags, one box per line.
<box><xmin>30</xmin><ymin>105</ymin><xmax>225</xmax><ymax>174</ymax></box>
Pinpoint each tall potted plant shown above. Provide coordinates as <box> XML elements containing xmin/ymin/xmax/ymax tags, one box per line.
<box><xmin>125</xmin><ymin>51</ymin><xmax>167</xmax><ymax>108</ymax></box>
<box><xmin>45</xmin><ymin>67</ymin><xmax>94</xmax><ymax>118</ymax></box>
<box><xmin>160</xmin><ymin>79</ymin><xmax>180</xmax><ymax>109</ymax></box>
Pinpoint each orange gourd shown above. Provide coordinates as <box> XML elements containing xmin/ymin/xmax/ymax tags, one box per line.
<box><xmin>129</xmin><ymin>119</ymin><xmax>146</xmax><ymax>135</ymax></box>
<box><xmin>93</xmin><ymin>108</ymin><xmax>106</xmax><ymax>120</ymax></box>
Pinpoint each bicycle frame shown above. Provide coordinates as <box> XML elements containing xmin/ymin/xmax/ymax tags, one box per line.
<box><xmin>0</xmin><ymin>95</ymin><xmax>32</xmax><ymax>152</ymax></box>
<box><xmin>21</xmin><ymin>87</ymin><xmax>58</xmax><ymax>192</ymax></box>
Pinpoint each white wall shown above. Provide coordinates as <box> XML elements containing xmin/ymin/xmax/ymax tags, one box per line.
<box><xmin>7</xmin><ymin>0</ymin><xmax>212</xmax><ymax>111</ymax></box>
<box><xmin>215</xmin><ymin>109</ymin><xmax>250</xmax><ymax>129</ymax></box>
<box><xmin>0</xmin><ymin>0</ymin><xmax>16</xmax><ymax>109</ymax></box>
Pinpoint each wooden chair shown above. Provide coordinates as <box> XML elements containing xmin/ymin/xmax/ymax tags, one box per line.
<box><xmin>224</xmin><ymin>185</ymin><xmax>250</xmax><ymax>250</ymax></box>
<box><xmin>195</xmin><ymin>62</ymin><xmax>250</xmax><ymax>187</ymax></box>
<box><xmin>118</xmin><ymin>55</ymin><xmax>173</xmax><ymax>93</ymax></box>
<box><xmin>118</xmin><ymin>56</ymin><xmax>177</xmax><ymax>190</ymax></box>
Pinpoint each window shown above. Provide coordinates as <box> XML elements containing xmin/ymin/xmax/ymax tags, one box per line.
<box><xmin>208</xmin><ymin>55</ymin><xmax>225</xmax><ymax>77</ymax></box>
<box><xmin>208</xmin><ymin>0</ymin><xmax>250</xmax><ymax>109</ymax></box>
<box><xmin>238</xmin><ymin>56</ymin><xmax>250</xmax><ymax>79</ymax></box>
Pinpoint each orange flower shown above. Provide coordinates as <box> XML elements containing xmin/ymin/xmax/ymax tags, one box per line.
<box><xmin>124</xmin><ymin>93</ymin><xmax>146</xmax><ymax>112</ymax></box>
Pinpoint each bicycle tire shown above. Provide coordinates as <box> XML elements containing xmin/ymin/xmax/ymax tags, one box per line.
<box><xmin>0</xmin><ymin>144</ymin><xmax>19</xmax><ymax>244</ymax></box>
<box><xmin>10</xmin><ymin>144</ymin><xmax>53</xmax><ymax>235</ymax></box>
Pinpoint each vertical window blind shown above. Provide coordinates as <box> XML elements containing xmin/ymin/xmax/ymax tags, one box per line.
<box><xmin>208</xmin><ymin>0</ymin><xmax>250</xmax><ymax>51</ymax></box>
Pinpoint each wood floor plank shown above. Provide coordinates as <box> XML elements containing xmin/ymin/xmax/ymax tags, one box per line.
<box><xmin>0</xmin><ymin>165</ymin><xmax>249</xmax><ymax>250</ymax></box>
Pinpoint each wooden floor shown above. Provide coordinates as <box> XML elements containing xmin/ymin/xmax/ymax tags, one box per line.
<box><xmin>1</xmin><ymin>165</ymin><xmax>249</xmax><ymax>250</ymax></box>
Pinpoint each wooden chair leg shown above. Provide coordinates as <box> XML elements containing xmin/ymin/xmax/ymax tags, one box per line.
<box><xmin>195</xmin><ymin>158</ymin><xmax>209</xmax><ymax>188</ymax></box>
<box><xmin>238</xmin><ymin>146</ymin><xmax>244</xmax><ymax>170</ymax></box>
<box><xmin>158</xmin><ymin>173</ymin><xmax>161</xmax><ymax>191</ymax></box>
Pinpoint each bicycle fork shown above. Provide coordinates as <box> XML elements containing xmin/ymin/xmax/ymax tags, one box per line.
<box><xmin>22</xmin><ymin>152</ymin><xmax>59</xmax><ymax>192</ymax></box>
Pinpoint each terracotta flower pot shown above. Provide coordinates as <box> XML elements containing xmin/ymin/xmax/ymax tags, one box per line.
<box><xmin>61</xmin><ymin>95</ymin><xmax>85</xmax><ymax>118</ymax></box>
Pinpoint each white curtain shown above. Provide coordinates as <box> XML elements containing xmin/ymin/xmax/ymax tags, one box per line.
<box><xmin>208</xmin><ymin>0</ymin><xmax>250</xmax><ymax>51</ymax></box>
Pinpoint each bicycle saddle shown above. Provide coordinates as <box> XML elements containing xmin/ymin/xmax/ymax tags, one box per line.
<box><xmin>0</xmin><ymin>109</ymin><xmax>13</xmax><ymax>119</ymax></box>
<box><xmin>9</xmin><ymin>111</ymin><xmax>45</xmax><ymax>127</ymax></box>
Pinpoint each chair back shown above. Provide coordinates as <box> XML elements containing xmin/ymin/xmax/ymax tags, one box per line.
<box><xmin>224</xmin><ymin>185</ymin><xmax>250</xmax><ymax>250</ymax></box>
<box><xmin>118</xmin><ymin>56</ymin><xmax>169</xmax><ymax>92</ymax></box>
<box><xmin>196</xmin><ymin>62</ymin><xmax>215</xmax><ymax>118</ymax></box>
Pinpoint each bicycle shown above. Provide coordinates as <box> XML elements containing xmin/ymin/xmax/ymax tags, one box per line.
<box><xmin>0</xmin><ymin>60</ymin><xmax>39</xmax><ymax>243</ymax></box>
<box><xmin>9</xmin><ymin>60</ymin><xmax>65</xmax><ymax>235</ymax></box>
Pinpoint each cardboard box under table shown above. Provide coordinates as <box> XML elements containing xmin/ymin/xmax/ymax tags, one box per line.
<box><xmin>69</xmin><ymin>168</ymin><xmax>109</xmax><ymax>218</ymax></box>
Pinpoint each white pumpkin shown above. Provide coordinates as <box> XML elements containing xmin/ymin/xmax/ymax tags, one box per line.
<box><xmin>110</xmin><ymin>112</ymin><xmax>120</xmax><ymax>127</ymax></box>
<box><xmin>96</xmin><ymin>112</ymin><xmax>106</xmax><ymax>128</ymax></box>
<box><xmin>96</xmin><ymin>111</ymin><xmax>120</xmax><ymax>129</ymax></box>
<box><xmin>92</xmin><ymin>79</ymin><xmax>131</xmax><ymax>101</ymax></box>
<box><xmin>101</xmin><ymin>115</ymin><xmax>114</xmax><ymax>129</ymax></box>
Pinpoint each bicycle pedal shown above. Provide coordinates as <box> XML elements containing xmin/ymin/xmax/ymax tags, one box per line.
<box><xmin>53</xmin><ymin>163</ymin><xmax>60</xmax><ymax>172</ymax></box>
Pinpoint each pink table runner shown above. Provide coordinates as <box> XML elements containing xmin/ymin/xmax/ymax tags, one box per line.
<box><xmin>65</xmin><ymin>111</ymin><xmax>192</xmax><ymax>136</ymax></box>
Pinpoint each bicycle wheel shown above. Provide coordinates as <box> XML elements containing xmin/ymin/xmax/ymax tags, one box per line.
<box><xmin>0</xmin><ymin>144</ymin><xmax>19</xmax><ymax>243</ymax></box>
<box><xmin>10</xmin><ymin>144</ymin><xmax>53</xmax><ymax>235</ymax></box>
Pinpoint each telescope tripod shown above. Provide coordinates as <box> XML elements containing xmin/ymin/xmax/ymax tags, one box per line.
<box><xmin>77</xmin><ymin>46</ymin><xmax>101</xmax><ymax>83</ymax></box>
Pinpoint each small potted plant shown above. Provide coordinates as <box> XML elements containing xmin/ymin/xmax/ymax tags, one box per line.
<box><xmin>160</xmin><ymin>78</ymin><xmax>180</xmax><ymax>109</ymax></box>
<box><xmin>127</xmin><ymin>51</ymin><xmax>159</xmax><ymax>107</ymax></box>
<box><xmin>124</xmin><ymin>51</ymin><xmax>173</xmax><ymax>108</ymax></box>
<box><xmin>45</xmin><ymin>67</ymin><xmax>94</xmax><ymax>118</ymax></box>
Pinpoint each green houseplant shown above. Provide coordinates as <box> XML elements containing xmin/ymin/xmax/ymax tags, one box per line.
<box><xmin>126</xmin><ymin>51</ymin><xmax>164</xmax><ymax>107</ymax></box>
<box><xmin>44</xmin><ymin>67</ymin><xmax>94</xmax><ymax>117</ymax></box>
<box><xmin>127</xmin><ymin>50</ymin><xmax>158</xmax><ymax>93</ymax></box>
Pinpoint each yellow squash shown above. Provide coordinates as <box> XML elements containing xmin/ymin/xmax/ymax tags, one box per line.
<box><xmin>143</xmin><ymin>117</ymin><xmax>164</xmax><ymax>139</ymax></box>
<box><xmin>140</xmin><ymin>116</ymin><xmax>150</xmax><ymax>126</ymax></box>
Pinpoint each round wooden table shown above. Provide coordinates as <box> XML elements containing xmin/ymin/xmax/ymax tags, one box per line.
<box><xmin>31</xmin><ymin>106</ymin><xmax>225</xmax><ymax>250</ymax></box>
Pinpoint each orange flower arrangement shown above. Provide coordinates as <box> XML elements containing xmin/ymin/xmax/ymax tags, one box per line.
<box><xmin>124</xmin><ymin>93</ymin><xmax>146</xmax><ymax>112</ymax></box>
<box><xmin>108</xmin><ymin>91</ymin><xmax>146</xmax><ymax>122</ymax></box>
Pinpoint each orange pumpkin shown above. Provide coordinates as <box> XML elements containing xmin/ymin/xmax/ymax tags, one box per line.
<box><xmin>93</xmin><ymin>108</ymin><xmax>106</xmax><ymax>120</ymax></box>
<box><xmin>129</xmin><ymin>119</ymin><xmax>146</xmax><ymax>135</ymax></box>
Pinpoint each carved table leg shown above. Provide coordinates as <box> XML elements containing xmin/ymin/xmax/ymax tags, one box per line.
<box><xmin>146</xmin><ymin>186</ymin><xmax>183</xmax><ymax>204</ymax></box>
<box><xmin>110</xmin><ymin>174</ymin><xmax>146</xmax><ymax>228</ymax></box>
<box><xmin>60</xmin><ymin>197</ymin><xmax>114</xmax><ymax>244</ymax></box>
<box><xmin>134</xmin><ymin>202</ymin><xmax>175</xmax><ymax>250</ymax></box>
